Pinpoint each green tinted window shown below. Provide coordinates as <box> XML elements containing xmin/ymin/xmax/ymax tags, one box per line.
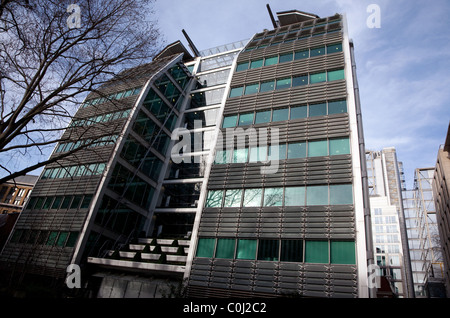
<box><xmin>224</xmin><ymin>189</ymin><xmax>242</xmax><ymax>207</ymax></box>
<box><xmin>236</xmin><ymin>239</ymin><xmax>257</xmax><ymax>260</ymax></box>
<box><xmin>222</xmin><ymin>115</ymin><xmax>237</xmax><ymax>128</ymax></box>
<box><xmin>327</xmin><ymin>43</ymin><xmax>343</xmax><ymax>54</ymax></box>
<box><xmin>290</xmin><ymin>105</ymin><xmax>307</xmax><ymax>119</ymax></box>
<box><xmin>254</xmin><ymin>110</ymin><xmax>271</xmax><ymax>124</ymax></box>
<box><xmin>305</xmin><ymin>241</ymin><xmax>329</xmax><ymax>263</ymax></box>
<box><xmin>294</xmin><ymin>50</ymin><xmax>309</xmax><ymax>60</ymax></box>
<box><xmin>329</xmin><ymin>138</ymin><xmax>350</xmax><ymax>155</ymax></box>
<box><xmin>310</xmin><ymin>46</ymin><xmax>325</xmax><ymax>57</ymax></box>
<box><xmin>330</xmin><ymin>184</ymin><xmax>353</xmax><ymax>205</ymax></box>
<box><xmin>310</xmin><ymin>72</ymin><xmax>326</xmax><ymax>84</ymax></box>
<box><xmin>259</xmin><ymin>81</ymin><xmax>275</xmax><ymax>93</ymax></box>
<box><xmin>236</xmin><ymin>62</ymin><xmax>249</xmax><ymax>72</ymax></box>
<box><xmin>233</xmin><ymin>148</ymin><xmax>248</xmax><ymax>163</ymax></box>
<box><xmin>264</xmin><ymin>56</ymin><xmax>278</xmax><ymax>66</ymax></box>
<box><xmin>284</xmin><ymin>187</ymin><xmax>305</xmax><ymax>206</ymax></box>
<box><xmin>272</xmin><ymin>108</ymin><xmax>289</xmax><ymax>122</ymax></box>
<box><xmin>287</xmin><ymin>142</ymin><xmax>306</xmax><ymax>159</ymax></box>
<box><xmin>196</xmin><ymin>238</ymin><xmax>215</xmax><ymax>258</ymax></box>
<box><xmin>205</xmin><ymin>190</ymin><xmax>223</xmax><ymax>208</ymax></box>
<box><xmin>56</xmin><ymin>232</ymin><xmax>68</xmax><ymax>247</ymax></box>
<box><xmin>292</xmin><ymin>75</ymin><xmax>308</xmax><ymax>87</ymax></box>
<box><xmin>269</xmin><ymin>144</ymin><xmax>286</xmax><ymax>160</ymax></box>
<box><xmin>309</xmin><ymin>103</ymin><xmax>327</xmax><ymax>117</ymax></box>
<box><xmin>306</xmin><ymin>185</ymin><xmax>329</xmax><ymax>205</ymax></box>
<box><xmin>215</xmin><ymin>239</ymin><xmax>235</xmax><ymax>259</ymax></box>
<box><xmin>308</xmin><ymin>140</ymin><xmax>328</xmax><ymax>157</ymax></box>
<box><xmin>328</xmin><ymin>100</ymin><xmax>347</xmax><ymax>114</ymax></box>
<box><xmin>243</xmin><ymin>188</ymin><xmax>263</xmax><ymax>207</ymax></box>
<box><xmin>46</xmin><ymin>231</ymin><xmax>58</xmax><ymax>246</ymax></box>
<box><xmin>238</xmin><ymin>113</ymin><xmax>254</xmax><ymax>126</ymax></box>
<box><xmin>276</xmin><ymin>78</ymin><xmax>291</xmax><ymax>90</ymax></box>
<box><xmin>66</xmin><ymin>232</ymin><xmax>79</xmax><ymax>248</ymax></box>
<box><xmin>229</xmin><ymin>86</ymin><xmax>244</xmax><ymax>98</ymax></box>
<box><xmin>51</xmin><ymin>196</ymin><xmax>63</xmax><ymax>209</ymax></box>
<box><xmin>250</xmin><ymin>59</ymin><xmax>263</xmax><ymax>69</ymax></box>
<box><xmin>244</xmin><ymin>83</ymin><xmax>259</xmax><ymax>95</ymax></box>
<box><xmin>279</xmin><ymin>52</ymin><xmax>293</xmax><ymax>63</ymax></box>
<box><xmin>328</xmin><ymin>69</ymin><xmax>345</xmax><ymax>81</ymax></box>
<box><xmin>263</xmin><ymin>188</ymin><xmax>283</xmax><ymax>206</ymax></box>
<box><xmin>331</xmin><ymin>241</ymin><xmax>355</xmax><ymax>264</ymax></box>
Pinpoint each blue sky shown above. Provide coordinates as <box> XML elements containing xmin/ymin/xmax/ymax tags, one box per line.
<box><xmin>155</xmin><ymin>0</ymin><xmax>450</xmax><ymax>188</ymax></box>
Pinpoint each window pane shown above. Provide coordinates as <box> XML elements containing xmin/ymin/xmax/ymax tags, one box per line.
<box><xmin>250</xmin><ymin>59</ymin><xmax>263</xmax><ymax>69</ymax></box>
<box><xmin>249</xmin><ymin>146</ymin><xmax>267</xmax><ymax>163</ymax></box>
<box><xmin>308</xmin><ymin>140</ymin><xmax>328</xmax><ymax>157</ymax></box>
<box><xmin>196</xmin><ymin>238</ymin><xmax>215</xmax><ymax>257</ymax></box>
<box><xmin>255</xmin><ymin>110</ymin><xmax>271</xmax><ymax>124</ymax></box>
<box><xmin>328</xmin><ymin>69</ymin><xmax>345</xmax><ymax>81</ymax></box>
<box><xmin>238</xmin><ymin>113</ymin><xmax>254</xmax><ymax>126</ymax></box>
<box><xmin>329</xmin><ymin>138</ymin><xmax>350</xmax><ymax>155</ymax></box>
<box><xmin>224</xmin><ymin>189</ymin><xmax>242</xmax><ymax>207</ymax></box>
<box><xmin>276</xmin><ymin>78</ymin><xmax>291</xmax><ymax>90</ymax></box>
<box><xmin>264</xmin><ymin>56</ymin><xmax>278</xmax><ymax>66</ymax></box>
<box><xmin>259</xmin><ymin>81</ymin><xmax>275</xmax><ymax>93</ymax></box>
<box><xmin>272</xmin><ymin>108</ymin><xmax>289</xmax><ymax>122</ymax></box>
<box><xmin>233</xmin><ymin>148</ymin><xmax>248</xmax><ymax>163</ymax></box>
<box><xmin>290</xmin><ymin>105</ymin><xmax>307</xmax><ymax>119</ymax></box>
<box><xmin>292</xmin><ymin>75</ymin><xmax>308</xmax><ymax>87</ymax></box>
<box><xmin>46</xmin><ymin>231</ymin><xmax>59</xmax><ymax>246</ymax></box>
<box><xmin>330</xmin><ymin>184</ymin><xmax>353</xmax><ymax>205</ymax></box>
<box><xmin>243</xmin><ymin>188</ymin><xmax>263</xmax><ymax>207</ymax></box>
<box><xmin>284</xmin><ymin>187</ymin><xmax>305</xmax><ymax>206</ymax></box>
<box><xmin>222</xmin><ymin>115</ymin><xmax>237</xmax><ymax>128</ymax></box>
<box><xmin>244</xmin><ymin>83</ymin><xmax>259</xmax><ymax>95</ymax></box>
<box><xmin>305</xmin><ymin>241</ymin><xmax>329</xmax><ymax>263</ymax></box>
<box><xmin>294</xmin><ymin>50</ymin><xmax>309</xmax><ymax>60</ymax></box>
<box><xmin>236</xmin><ymin>62</ymin><xmax>249</xmax><ymax>72</ymax></box>
<box><xmin>309</xmin><ymin>103</ymin><xmax>327</xmax><ymax>117</ymax></box>
<box><xmin>279</xmin><ymin>53</ymin><xmax>293</xmax><ymax>63</ymax></box>
<box><xmin>236</xmin><ymin>239</ymin><xmax>257</xmax><ymax>260</ymax></box>
<box><xmin>70</xmin><ymin>195</ymin><xmax>82</xmax><ymax>209</ymax></box>
<box><xmin>263</xmin><ymin>188</ymin><xmax>283</xmax><ymax>206</ymax></box>
<box><xmin>61</xmin><ymin>196</ymin><xmax>72</xmax><ymax>209</ymax></box>
<box><xmin>205</xmin><ymin>190</ymin><xmax>223</xmax><ymax>207</ymax></box>
<box><xmin>56</xmin><ymin>232</ymin><xmax>68</xmax><ymax>247</ymax></box>
<box><xmin>215</xmin><ymin>239</ymin><xmax>235</xmax><ymax>259</ymax></box>
<box><xmin>328</xmin><ymin>100</ymin><xmax>347</xmax><ymax>114</ymax></box>
<box><xmin>66</xmin><ymin>232</ymin><xmax>79</xmax><ymax>248</ymax></box>
<box><xmin>51</xmin><ymin>196</ymin><xmax>63</xmax><ymax>209</ymax></box>
<box><xmin>306</xmin><ymin>185</ymin><xmax>329</xmax><ymax>205</ymax></box>
<box><xmin>331</xmin><ymin>241</ymin><xmax>355</xmax><ymax>264</ymax></box>
<box><xmin>310</xmin><ymin>72</ymin><xmax>326</xmax><ymax>84</ymax></box>
<box><xmin>310</xmin><ymin>46</ymin><xmax>325</xmax><ymax>57</ymax></box>
<box><xmin>287</xmin><ymin>142</ymin><xmax>306</xmax><ymax>159</ymax></box>
<box><xmin>269</xmin><ymin>144</ymin><xmax>286</xmax><ymax>160</ymax></box>
<box><xmin>327</xmin><ymin>43</ymin><xmax>343</xmax><ymax>54</ymax></box>
<box><xmin>215</xmin><ymin>150</ymin><xmax>226</xmax><ymax>164</ymax></box>
<box><xmin>229</xmin><ymin>86</ymin><xmax>244</xmax><ymax>98</ymax></box>
<box><xmin>281</xmin><ymin>240</ymin><xmax>303</xmax><ymax>262</ymax></box>
<box><xmin>258</xmin><ymin>240</ymin><xmax>279</xmax><ymax>261</ymax></box>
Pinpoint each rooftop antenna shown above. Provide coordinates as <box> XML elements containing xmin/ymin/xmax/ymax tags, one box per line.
<box><xmin>266</xmin><ymin>4</ymin><xmax>278</xmax><ymax>28</ymax></box>
<box><xmin>182</xmin><ymin>29</ymin><xmax>200</xmax><ymax>57</ymax></box>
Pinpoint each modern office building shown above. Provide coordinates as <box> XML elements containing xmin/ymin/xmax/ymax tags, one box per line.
<box><xmin>1</xmin><ymin>7</ymin><xmax>373</xmax><ymax>298</ymax></box>
<box><xmin>185</xmin><ymin>9</ymin><xmax>373</xmax><ymax>298</ymax></box>
<box><xmin>365</xmin><ymin>148</ymin><xmax>414</xmax><ymax>298</ymax></box>
<box><xmin>432</xmin><ymin>123</ymin><xmax>450</xmax><ymax>297</ymax></box>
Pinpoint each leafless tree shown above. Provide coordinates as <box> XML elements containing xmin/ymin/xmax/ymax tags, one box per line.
<box><xmin>0</xmin><ymin>0</ymin><xmax>163</xmax><ymax>184</ymax></box>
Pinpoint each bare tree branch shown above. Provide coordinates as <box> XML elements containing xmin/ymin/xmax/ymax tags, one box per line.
<box><xmin>0</xmin><ymin>0</ymin><xmax>163</xmax><ymax>183</ymax></box>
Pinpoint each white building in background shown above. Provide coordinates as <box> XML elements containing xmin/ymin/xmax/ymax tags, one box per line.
<box><xmin>366</xmin><ymin>148</ymin><xmax>414</xmax><ymax>298</ymax></box>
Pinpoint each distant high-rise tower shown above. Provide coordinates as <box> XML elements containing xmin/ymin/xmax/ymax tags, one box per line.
<box><xmin>365</xmin><ymin>148</ymin><xmax>414</xmax><ymax>297</ymax></box>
